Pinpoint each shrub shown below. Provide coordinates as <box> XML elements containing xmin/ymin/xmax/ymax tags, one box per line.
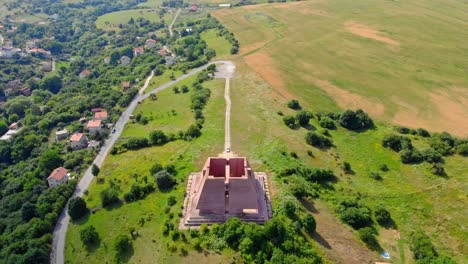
<box><xmin>369</xmin><ymin>171</ymin><xmax>382</xmax><ymax>181</ymax></box>
<box><xmin>379</xmin><ymin>164</ymin><xmax>389</xmax><ymax>172</ymax></box>
<box><xmin>296</xmin><ymin>110</ymin><xmax>312</xmax><ymax>126</ymax></box>
<box><xmin>167</xmin><ymin>195</ymin><xmax>177</xmax><ymax>206</ymax></box>
<box><xmin>91</xmin><ymin>164</ymin><xmax>100</xmax><ymax>177</ymax></box>
<box><xmin>395</xmin><ymin>126</ymin><xmax>415</xmax><ymax>134</ymax></box>
<box><xmin>340</xmin><ymin>207</ymin><xmax>372</xmax><ymax>229</ymax></box>
<box><xmin>456</xmin><ymin>143</ymin><xmax>468</xmax><ymax>156</ymax></box>
<box><xmin>305</xmin><ymin>132</ymin><xmax>333</xmax><ymax>148</ymax></box>
<box><xmin>338</xmin><ymin>109</ymin><xmax>373</xmax><ymax>131</ymax></box>
<box><xmin>287</xmin><ymin>99</ymin><xmax>301</xmax><ymax>110</ymax></box>
<box><xmin>149</xmin><ymin>130</ymin><xmax>168</xmax><ymax>145</ymax></box>
<box><xmin>283</xmin><ymin>115</ymin><xmax>297</xmax><ymax>129</ymax></box>
<box><xmin>185</xmin><ymin>124</ymin><xmax>201</xmax><ymax>139</ymax></box>
<box><xmin>319</xmin><ymin>117</ymin><xmax>336</xmax><ymax>129</ymax></box>
<box><xmin>149</xmin><ymin>162</ymin><xmax>163</xmax><ymax>175</ymax></box>
<box><xmin>382</xmin><ymin>134</ymin><xmax>412</xmax><ymax>152</ymax></box>
<box><xmin>374</xmin><ymin>206</ymin><xmax>393</xmax><ymax>227</ymax></box>
<box><xmin>416</xmin><ymin>128</ymin><xmax>430</xmax><ymax>137</ymax></box>
<box><xmin>68</xmin><ymin>197</ymin><xmax>88</xmax><ymax>220</ymax></box>
<box><xmin>400</xmin><ymin>148</ymin><xmax>423</xmax><ymax>164</ymax></box>
<box><xmin>342</xmin><ymin>162</ymin><xmax>352</xmax><ymax>173</ymax></box>
<box><xmin>409</xmin><ymin>231</ymin><xmax>437</xmax><ymax>260</ymax></box>
<box><xmin>114</xmin><ymin>234</ymin><xmax>132</xmax><ymax>254</ymax></box>
<box><xmin>431</xmin><ymin>163</ymin><xmax>446</xmax><ymax>176</ymax></box>
<box><xmin>123</xmin><ymin>183</ymin><xmax>155</xmax><ymax>202</ymax></box>
<box><xmin>80</xmin><ymin>225</ymin><xmax>99</xmax><ymax>248</ymax></box>
<box><xmin>100</xmin><ymin>188</ymin><xmax>119</xmax><ymax>207</ymax></box>
<box><xmin>358</xmin><ymin>227</ymin><xmax>380</xmax><ymax>251</ymax></box>
<box><xmin>430</xmin><ymin>132</ymin><xmax>455</xmax><ymax>156</ymax></box>
<box><xmin>421</xmin><ymin>148</ymin><xmax>443</xmax><ymax>163</ymax></box>
<box><xmin>154</xmin><ymin>170</ymin><xmax>176</xmax><ymax>191</ymax></box>
<box><xmin>302</xmin><ymin>214</ymin><xmax>316</xmax><ymax>234</ymax></box>
<box><xmin>181</xmin><ymin>85</ymin><xmax>189</xmax><ymax>93</ymax></box>
<box><xmin>122</xmin><ymin>137</ymin><xmax>149</xmax><ymax>150</ymax></box>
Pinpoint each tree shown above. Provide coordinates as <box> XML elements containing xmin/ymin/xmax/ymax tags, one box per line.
<box><xmin>287</xmin><ymin>99</ymin><xmax>301</xmax><ymax>110</ymax></box>
<box><xmin>39</xmin><ymin>75</ymin><xmax>63</xmax><ymax>94</ymax></box>
<box><xmin>400</xmin><ymin>148</ymin><xmax>423</xmax><ymax>164</ymax></box>
<box><xmin>100</xmin><ymin>188</ymin><xmax>119</xmax><ymax>207</ymax></box>
<box><xmin>173</xmin><ymin>86</ymin><xmax>180</xmax><ymax>93</ymax></box>
<box><xmin>181</xmin><ymin>85</ymin><xmax>189</xmax><ymax>93</ymax></box>
<box><xmin>382</xmin><ymin>134</ymin><xmax>412</xmax><ymax>152</ymax></box>
<box><xmin>283</xmin><ymin>115</ymin><xmax>297</xmax><ymax>129</ymax></box>
<box><xmin>358</xmin><ymin>227</ymin><xmax>381</xmax><ymax>251</ymax></box>
<box><xmin>339</xmin><ymin>109</ymin><xmax>373</xmax><ymax>131</ymax></box>
<box><xmin>339</xmin><ymin>207</ymin><xmax>372</xmax><ymax>229</ymax></box>
<box><xmin>110</xmin><ymin>50</ymin><xmax>120</xmax><ymax>65</ymax></box>
<box><xmin>185</xmin><ymin>124</ymin><xmax>201</xmax><ymax>139</ymax></box>
<box><xmin>45</xmin><ymin>41</ymin><xmax>63</xmax><ymax>55</ymax></box>
<box><xmin>150</xmin><ymin>162</ymin><xmax>164</xmax><ymax>175</ymax></box>
<box><xmin>0</xmin><ymin>120</ymin><xmax>8</xmax><ymax>135</ymax></box>
<box><xmin>374</xmin><ymin>206</ymin><xmax>393</xmax><ymax>227</ymax></box>
<box><xmin>149</xmin><ymin>130</ymin><xmax>168</xmax><ymax>145</ymax></box>
<box><xmin>68</xmin><ymin>197</ymin><xmax>88</xmax><ymax>220</ymax></box>
<box><xmin>296</xmin><ymin>110</ymin><xmax>312</xmax><ymax>126</ymax></box>
<box><xmin>92</xmin><ymin>164</ymin><xmax>100</xmax><ymax>177</ymax></box>
<box><xmin>39</xmin><ymin>149</ymin><xmax>64</xmax><ymax>173</ymax></box>
<box><xmin>154</xmin><ymin>170</ymin><xmax>176</xmax><ymax>191</ymax></box>
<box><xmin>21</xmin><ymin>202</ymin><xmax>36</xmax><ymax>221</ymax></box>
<box><xmin>114</xmin><ymin>234</ymin><xmax>132</xmax><ymax>252</ymax></box>
<box><xmin>302</xmin><ymin>214</ymin><xmax>316</xmax><ymax>234</ymax></box>
<box><xmin>80</xmin><ymin>225</ymin><xmax>99</xmax><ymax>248</ymax></box>
<box><xmin>409</xmin><ymin>231</ymin><xmax>437</xmax><ymax>260</ymax></box>
<box><xmin>319</xmin><ymin>117</ymin><xmax>336</xmax><ymax>129</ymax></box>
<box><xmin>305</xmin><ymin>132</ymin><xmax>333</xmax><ymax>149</ymax></box>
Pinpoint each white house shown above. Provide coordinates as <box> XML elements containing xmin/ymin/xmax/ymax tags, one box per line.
<box><xmin>47</xmin><ymin>167</ymin><xmax>70</xmax><ymax>188</ymax></box>
<box><xmin>120</xmin><ymin>56</ymin><xmax>131</xmax><ymax>65</ymax></box>
<box><xmin>56</xmin><ymin>128</ymin><xmax>69</xmax><ymax>141</ymax></box>
<box><xmin>70</xmin><ymin>133</ymin><xmax>88</xmax><ymax>149</ymax></box>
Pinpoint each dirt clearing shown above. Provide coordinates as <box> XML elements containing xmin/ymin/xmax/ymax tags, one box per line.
<box><xmin>244</xmin><ymin>52</ymin><xmax>294</xmax><ymax>100</ymax></box>
<box><xmin>311</xmin><ymin>79</ymin><xmax>385</xmax><ymax>117</ymax></box>
<box><xmin>345</xmin><ymin>21</ymin><xmax>400</xmax><ymax>46</ymax></box>
<box><xmin>392</xmin><ymin>87</ymin><xmax>468</xmax><ymax>137</ymax></box>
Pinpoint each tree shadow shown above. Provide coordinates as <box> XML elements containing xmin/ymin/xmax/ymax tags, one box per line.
<box><xmin>302</xmin><ymin>124</ymin><xmax>317</xmax><ymax>131</ymax></box>
<box><xmin>104</xmin><ymin>200</ymin><xmax>123</xmax><ymax>211</ymax></box>
<box><xmin>85</xmin><ymin>238</ymin><xmax>101</xmax><ymax>253</ymax></box>
<box><xmin>312</xmin><ymin>232</ymin><xmax>332</xmax><ymax>249</ymax></box>
<box><xmin>72</xmin><ymin>211</ymin><xmax>91</xmax><ymax>225</ymax></box>
<box><xmin>300</xmin><ymin>198</ymin><xmax>319</xmax><ymax>214</ymax></box>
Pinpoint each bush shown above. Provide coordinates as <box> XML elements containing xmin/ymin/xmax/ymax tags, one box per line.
<box><xmin>338</xmin><ymin>109</ymin><xmax>373</xmax><ymax>131</ymax></box>
<box><xmin>319</xmin><ymin>117</ymin><xmax>336</xmax><ymax>129</ymax></box>
<box><xmin>374</xmin><ymin>206</ymin><xmax>393</xmax><ymax>227</ymax></box>
<box><xmin>154</xmin><ymin>170</ymin><xmax>176</xmax><ymax>191</ymax></box>
<box><xmin>369</xmin><ymin>171</ymin><xmax>382</xmax><ymax>180</ymax></box>
<box><xmin>416</xmin><ymin>128</ymin><xmax>430</xmax><ymax>137</ymax></box>
<box><xmin>302</xmin><ymin>214</ymin><xmax>316</xmax><ymax>234</ymax></box>
<box><xmin>149</xmin><ymin>130</ymin><xmax>168</xmax><ymax>145</ymax></box>
<box><xmin>342</xmin><ymin>162</ymin><xmax>352</xmax><ymax>173</ymax></box>
<box><xmin>185</xmin><ymin>124</ymin><xmax>201</xmax><ymax>139</ymax></box>
<box><xmin>431</xmin><ymin>163</ymin><xmax>446</xmax><ymax>176</ymax></box>
<box><xmin>167</xmin><ymin>195</ymin><xmax>177</xmax><ymax>206</ymax></box>
<box><xmin>430</xmin><ymin>132</ymin><xmax>455</xmax><ymax>156</ymax></box>
<box><xmin>296</xmin><ymin>110</ymin><xmax>312</xmax><ymax>126</ymax></box>
<box><xmin>149</xmin><ymin>162</ymin><xmax>163</xmax><ymax>175</ymax></box>
<box><xmin>114</xmin><ymin>234</ymin><xmax>132</xmax><ymax>254</ymax></box>
<box><xmin>287</xmin><ymin>99</ymin><xmax>301</xmax><ymax>110</ymax></box>
<box><xmin>456</xmin><ymin>143</ymin><xmax>468</xmax><ymax>156</ymax></box>
<box><xmin>409</xmin><ymin>231</ymin><xmax>437</xmax><ymax>260</ymax></box>
<box><xmin>358</xmin><ymin>227</ymin><xmax>380</xmax><ymax>251</ymax></box>
<box><xmin>80</xmin><ymin>225</ymin><xmax>99</xmax><ymax>248</ymax></box>
<box><xmin>122</xmin><ymin>137</ymin><xmax>149</xmax><ymax>150</ymax></box>
<box><xmin>305</xmin><ymin>132</ymin><xmax>333</xmax><ymax>148</ymax></box>
<box><xmin>395</xmin><ymin>126</ymin><xmax>415</xmax><ymax>135</ymax></box>
<box><xmin>382</xmin><ymin>134</ymin><xmax>412</xmax><ymax>152</ymax></box>
<box><xmin>379</xmin><ymin>164</ymin><xmax>389</xmax><ymax>172</ymax></box>
<box><xmin>283</xmin><ymin>115</ymin><xmax>297</xmax><ymax>129</ymax></box>
<box><xmin>68</xmin><ymin>197</ymin><xmax>88</xmax><ymax>220</ymax></box>
<box><xmin>100</xmin><ymin>188</ymin><xmax>119</xmax><ymax>207</ymax></box>
<box><xmin>400</xmin><ymin>148</ymin><xmax>423</xmax><ymax>164</ymax></box>
<box><xmin>421</xmin><ymin>148</ymin><xmax>443</xmax><ymax>163</ymax></box>
<box><xmin>123</xmin><ymin>183</ymin><xmax>155</xmax><ymax>202</ymax></box>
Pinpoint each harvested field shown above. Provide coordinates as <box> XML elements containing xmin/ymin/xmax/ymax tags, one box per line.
<box><xmin>345</xmin><ymin>21</ymin><xmax>400</xmax><ymax>46</ymax></box>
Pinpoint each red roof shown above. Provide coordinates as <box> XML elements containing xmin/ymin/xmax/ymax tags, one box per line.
<box><xmin>159</xmin><ymin>48</ymin><xmax>167</xmax><ymax>56</ymax></box>
<box><xmin>70</xmin><ymin>133</ymin><xmax>85</xmax><ymax>142</ymax></box>
<box><xmin>94</xmin><ymin>111</ymin><xmax>108</xmax><ymax>119</ymax></box>
<box><xmin>47</xmin><ymin>167</ymin><xmax>68</xmax><ymax>181</ymax></box>
<box><xmin>91</xmin><ymin>107</ymin><xmax>102</xmax><ymax>113</ymax></box>
<box><xmin>190</xmin><ymin>4</ymin><xmax>199</xmax><ymax>11</ymax></box>
<box><xmin>134</xmin><ymin>47</ymin><xmax>144</xmax><ymax>54</ymax></box>
<box><xmin>87</xmin><ymin>119</ymin><xmax>101</xmax><ymax>128</ymax></box>
<box><xmin>8</xmin><ymin>122</ymin><xmax>18</xmax><ymax>129</ymax></box>
<box><xmin>146</xmin><ymin>39</ymin><xmax>157</xmax><ymax>43</ymax></box>
<box><xmin>80</xmin><ymin>69</ymin><xmax>91</xmax><ymax>76</ymax></box>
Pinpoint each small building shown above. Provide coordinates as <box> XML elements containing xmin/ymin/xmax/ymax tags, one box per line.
<box><xmin>19</xmin><ymin>87</ymin><xmax>32</xmax><ymax>97</ymax></box>
<box><xmin>79</xmin><ymin>69</ymin><xmax>91</xmax><ymax>79</ymax></box>
<box><xmin>56</xmin><ymin>128</ymin><xmax>69</xmax><ymax>141</ymax></box>
<box><xmin>145</xmin><ymin>39</ymin><xmax>157</xmax><ymax>48</ymax></box>
<box><xmin>165</xmin><ymin>56</ymin><xmax>176</xmax><ymax>67</ymax></box>
<box><xmin>91</xmin><ymin>107</ymin><xmax>102</xmax><ymax>113</ymax></box>
<box><xmin>103</xmin><ymin>57</ymin><xmax>110</xmax><ymax>64</ymax></box>
<box><xmin>79</xmin><ymin>117</ymin><xmax>87</xmax><ymax>123</ymax></box>
<box><xmin>120</xmin><ymin>56</ymin><xmax>131</xmax><ymax>65</ymax></box>
<box><xmin>47</xmin><ymin>167</ymin><xmax>70</xmax><ymax>188</ymax></box>
<box><xmin>87</xmin><ymin>119</ymin><xmax>102</xmax><ymax>135</ymax></box>
<box><xmin>122</xmin><ymin>81</ymin><xmax>131</xmax><ymax>92</ymax></box>
<box><xmin>134</xmin><ymin>47</ymin><xmax>144</xmax><ymax>57</ymax></box>
<box><xmin>94</xmin><ymin>111</ymin><xmax>108</xmax><ymax>122</ymax></box>
<box><xmin>88</xmin><ymin>140</ymin><xmax>100</xmax><ymax>149</ymax></box>
<box><xmin>190</xmin><ymin>4</ymin><xmax>199</xmax><ymax>12</ymax></box>
<box><xmin>70</xmin><ymin>133</ymin><xmax>88</xmax><ymax>149</ymax></box>
<box><xmin>218</xmin><ymin>4</ymin><xmax>232</xmax><ymax>7</ymax></box>
<box><xmin>159</xmin><ymin>48</ymin><xmax>168</xmax><ymax>57</ymax></box>
<box><xmin>8</xmin><ymin>122</ymin><xmax>18</xmax><ymax>130</ymax></box>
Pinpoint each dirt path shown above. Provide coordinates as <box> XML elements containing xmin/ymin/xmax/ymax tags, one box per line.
<box><xmin>303</xmin><ymin>200</ymin><xmax>380</xmax><ymax>264</ymax></box>
<box><xmin>169</xmin><ymin>8</ymin><xmax>181</xmax><ymax>37</ymax></box>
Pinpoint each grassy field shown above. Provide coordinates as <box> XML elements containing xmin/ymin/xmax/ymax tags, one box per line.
<box><xmin>212</xmin><ymin>0</ymin><xmax>468</xmax><ymax>137</ymax></box>
<box><xmin>65</xmin><ymin>77</ymin><xmax>231</xmax><ymax>263</ymax></box>
<box><xmin>201</xmin><ymin>29</ymin><xmax>232</xmax><ymax>59</ymax></box>
<box><xmin>95</xmin><ymin>9</ymin><xmax>174</xmax><ymax>31</ymax></box>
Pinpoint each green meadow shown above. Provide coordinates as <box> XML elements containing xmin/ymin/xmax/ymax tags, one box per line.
<box><xmin>95</xmin><ymin>9</ymin><xmax>174</xmax><ymax>31</ymax></box>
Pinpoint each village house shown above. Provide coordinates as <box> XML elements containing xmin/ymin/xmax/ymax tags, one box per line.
<box><xmin>87</xmin><ymin>119</ymin><xmax>102</xmax><ymax>135</ymax></box>
<box><xmin>94</xmin><ymin>111</ymin><xmax>108</xmax><ymax>122</ymax></box>
<box><xmin>47</xmin><ymin>167</ymin><xmax>70</xmax><ymax>188</ymax></box>
<box><xmin>120</xmin><ymin>55</ymin><xmax>131</xmax><ymax>65</ymax></box>
<box><xmin>145</xmin><ymin>39</ymin><xmax>157</xmax><ymax>48</ymax></box>
<box><xmin>159</xmin><ymin>48</ymin><xmax>168</xmax><ymax>57</ymax></box>
<box><xmin>88</xmin><ymin>140</ymin><xmax>100</xmax><ymax>149</ymax></box>
<box><xmin>19</xmin><ymin>87</ymin><xmax>32</xmax><ymax>97</ymax></box>
<box><xmin>8</xmin><ymin>122</ymin><xmax>18</xmax><ymax>130</ymax></box>
<box><xmin>4</xmin><ymin>79</ymin><xmax>23</xmax><ymax>97</ymax></box>
<box><xmin>122</xmin><ymin>81</ymin><xmax>131</xmax><ymax>92</ymax></box>
<box><xmin>134</xmin><ymin>47</ymin><xmax>144</xmax><ymax>57</ymax></box>
<box><xmin>79</xmin><ymin>69</ymin><xmax>91</xmax><ymax>79</ymax></box>
<box><xmin>55</xmin><ymin>128</ymin><xmax>69</xmax><ymax>141</ymax></box>
<box><xmin>91</xmin><ymin>107</ymin><xmax>102</xmax><ymax>113</ymax></box>
<box><xmin>165</xmin><ymin>56</ymin><xmax>176</xmax><ymax>67</ymax></box>
<box><xmin>28</xmin><ymin>47</ymin><xmax>51</xmax><ymax>57</ymax></box>
<box><xmin>70</xmin><ymin>133</ymin><xmax>88</xmax><ymax>149</ymax></box>
<box><xmin>190</xmin><ymin>4</ymin><xmax>199</xmax><ymax>12</ymax></box>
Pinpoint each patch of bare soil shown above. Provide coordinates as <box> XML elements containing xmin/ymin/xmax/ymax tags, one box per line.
<box><xmin>392</xmin><ymin>87</ymin><xmax>468</xmax><ymax>137</ymax></box>
<box><xmin>302</xmin><ymin>199</ymin><xmax>380</xmax><ymax>264</ymax></box>
<box><xmin>312</xmin><ymin>79</ymin><xmax>385</xmax><ymax>117</ymax></box>
<box><xmin>345</xmin><ymin>21</ymin><xmax>400</xmax><ymax>46</ymax></box>
<box><xmin>244</xmin><ymin>52</ymin><xmax>294</xmax><ymax>100</ymax></box>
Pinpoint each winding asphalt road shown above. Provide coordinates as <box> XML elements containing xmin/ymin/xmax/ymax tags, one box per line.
<box><xmin>50</xmin><ymin>60</ymin><xmax>234</xmax><ymax>264</ymax></box>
